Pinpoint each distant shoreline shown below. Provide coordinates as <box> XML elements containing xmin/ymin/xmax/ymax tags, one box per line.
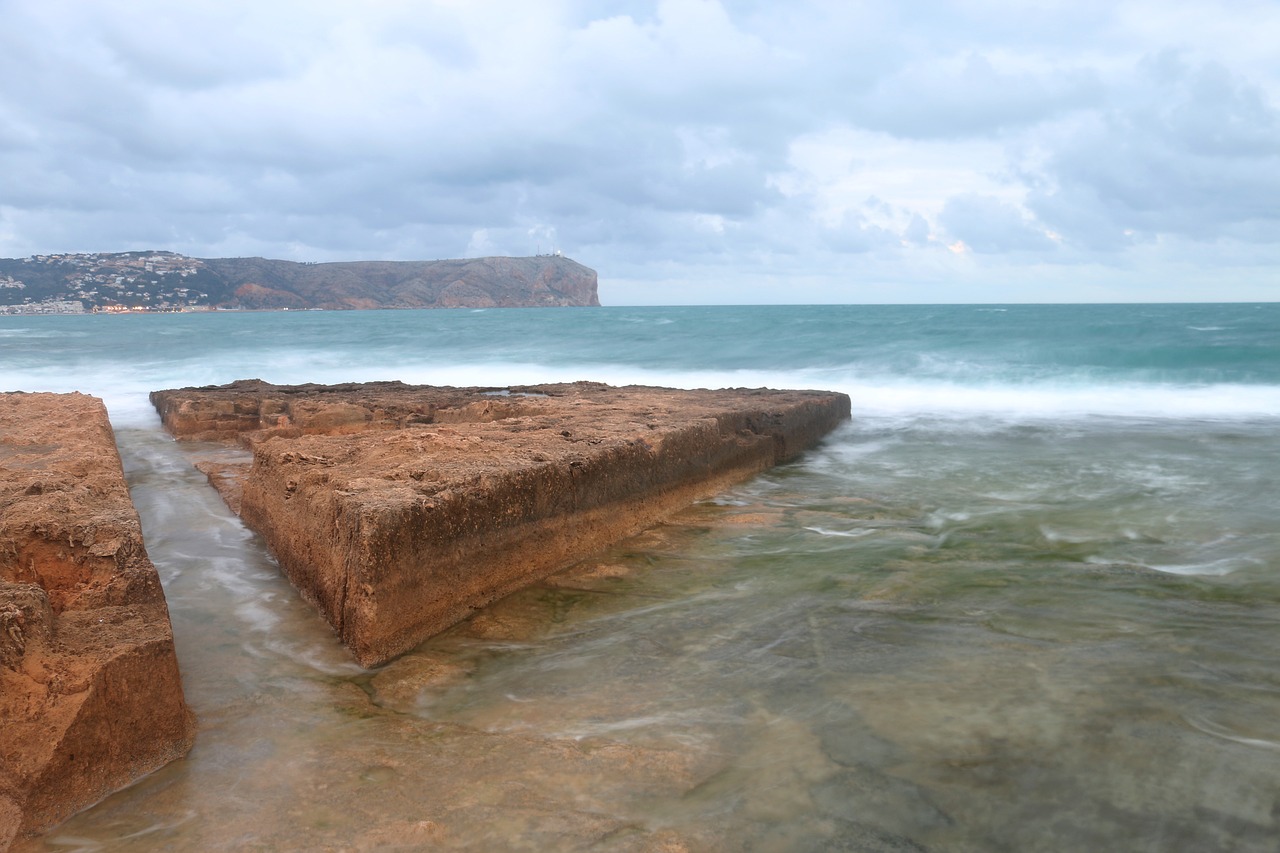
<box><xmin>0</xmin><ymin>252</ymin><xmax>600</xmax><ymax>312</ymax></box>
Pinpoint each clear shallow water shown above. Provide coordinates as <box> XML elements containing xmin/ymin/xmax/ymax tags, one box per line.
<box><xmin>4</xmin><ymin>304</ymin><xmax>1280</xmax><ymax>850</ymax></box>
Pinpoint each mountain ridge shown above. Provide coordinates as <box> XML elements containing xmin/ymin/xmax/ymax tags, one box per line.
<box><xmin>0</xmin><ymin>252</ymin><xmax>599</xmax><ymax>312</ymax></box>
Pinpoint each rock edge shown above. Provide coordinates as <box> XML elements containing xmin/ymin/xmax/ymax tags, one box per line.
<box><xmin>0</xmin><ymin>392</ymin><xmax>196</xmax><ymax>848</ymax></box>
<box><xmin>151</xmin><ymin>380</ymin><xmax>851</xmax><ymax>667</ymax></box>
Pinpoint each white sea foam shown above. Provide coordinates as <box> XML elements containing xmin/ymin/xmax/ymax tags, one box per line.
<box><xmin>1144</xmin><ymin>556</ymin><xmax>1261</xmax><ymax>577</ymax></box>
<box><xmin>1185</xmin><ymin>716</ymin><xmax>1280</xmax><ymax>750</ymax></box>
<box><xmin>832</xmin><ymin>377</ymin><xmax>1280</xmax><ymax>421</ymax></box>
<box><xmin>259</xmin><ymin>638</ymin><xmax>366</xmax><ymax>676</ymax></box>
<box><xmin>4</xmin><ymin>309</ymin><xmax>1280</xmax><ymax>428</ymax></box>
<box><xmin>803</xmin><ymin>526</ymin><xmax>876</xmax><ymax>538</ymax></box>
<box><xmin>54</xmin><ymin>370</ymin><xmax>1278</xmax><ymax>430</ymax></box>
<box><xmin>0</xmin><ymin>327</ymin><xmax>85</xmax><ymax>338</ymax></box>
<box><xmin>235</xmin><ymin>600</ymin><xmax>281</xmax><ymax>632</ymax></box>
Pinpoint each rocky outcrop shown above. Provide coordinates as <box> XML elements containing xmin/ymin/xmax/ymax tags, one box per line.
<box><xmin>0</xmin><ymin>393</ymin><xmax>195</xmax><ymax>848</ymax></box>
<box><xmin>152</xmin><ymin>381</ymin><xmax>850</xmax><ymax>667</ymax></box>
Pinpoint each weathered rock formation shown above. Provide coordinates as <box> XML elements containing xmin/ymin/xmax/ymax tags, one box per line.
<box><xmin>0</xmin><ymin>393</ymin><xmax>196</xmax><ymax>849</ymax></box>
<box><xmin>151</xmin><ymin>380</ymin><xmax>850</xmax><ymax>667</ymax></box>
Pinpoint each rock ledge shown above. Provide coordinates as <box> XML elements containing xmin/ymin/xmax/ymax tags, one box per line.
<box><xmin>152</xmin><ymin>380</ymin><xmax>850</xmax><ymax>667</ymax></box>
<box><xmin>0</xmin><ymin>393</ymin><xmax>195</xmax><ymax>848</ymax></box>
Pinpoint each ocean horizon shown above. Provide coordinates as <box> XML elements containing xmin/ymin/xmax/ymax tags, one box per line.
<box><xmin>5</xmin><ymin>302</ymin><xmax>1280</xmax><ymax>850</ymax></box>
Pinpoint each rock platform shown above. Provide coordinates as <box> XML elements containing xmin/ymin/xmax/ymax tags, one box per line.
<box><xmin>0</xmin><ymin>393</ymin><xmax>195</xmax><ymax>848</ymax></box>
<box><xmin>151</xmin><ymin>380</ymin><xmax>850</xmax><ymax>667</ymax></box>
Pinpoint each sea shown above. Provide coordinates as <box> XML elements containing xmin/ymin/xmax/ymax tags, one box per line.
<box><xmin>3</xmin><ymin>303</ymin><xmax>1280</xmax><ymax>852</ymax></box>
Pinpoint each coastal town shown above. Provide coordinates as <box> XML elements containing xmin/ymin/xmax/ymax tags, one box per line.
<box><xmin>0</xmin><ymin>251</ymin><xmax>215</xmax><ymax>313</ymax></box>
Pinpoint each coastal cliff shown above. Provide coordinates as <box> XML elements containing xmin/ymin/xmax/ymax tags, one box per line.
<box><xmin>152</xmin><ymin>380</ymin><xmax>851</xmax><ymax>667</ymax></box>
<box><xmin>0</xmin><ymin>252</ymin><xmax>599</xmax><ymax>312</ymax></box>
<box><xmin>201</xmin><ymin>254</ymin><xmax>599</xmax><ymax>310</ymax></box>
<box><xmin>0</xmin><ymin>393</ymin><xmax>195</xmax><ymax>847</ymax></box>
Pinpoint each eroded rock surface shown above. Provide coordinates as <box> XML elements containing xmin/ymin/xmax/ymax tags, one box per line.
<box><xmin>0</xmin><ymin>393</ymin><xmax>195</xmax><ymax>848</ymax></box>
<box><xmin>152</xmin><ymin>380</ymin><xmax>850</xmax><ymax>666</ymax></box>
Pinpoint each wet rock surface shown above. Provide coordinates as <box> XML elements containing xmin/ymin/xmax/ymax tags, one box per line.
<box><xmin>151</xmin><ymin>380</ymin><xmax>851</xmax><ymax>666</ymax></box>
<box><xmin>0</xmin><ymin>393</ymin><xmax>195</xmax><ymax>848</ymax></box>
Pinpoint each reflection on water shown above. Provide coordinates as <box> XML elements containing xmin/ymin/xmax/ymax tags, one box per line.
<box><xmin>19</xmin><ymin>417</ymin><xmax>1280</xmax><ymax>851</ymax></box>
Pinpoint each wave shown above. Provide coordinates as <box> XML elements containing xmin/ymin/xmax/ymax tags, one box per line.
<box><xmin>8</xmin><ymin>358</ymin><xmax>1280</xmax><ymax>429</ymax></box>
<box><xmin>831</xmin><ymin>377</ymin><xmax>1280</xmax><ymax>421</ymax></box>
<box><xmin>5</xmin><ymin>340</ymin><xmax>1280</xmax><ymax>428</ymax></box>
<box><xmin>0</xmin><ymin>327</ymin><xmax>87</xmax><ymax>338</ymax></box>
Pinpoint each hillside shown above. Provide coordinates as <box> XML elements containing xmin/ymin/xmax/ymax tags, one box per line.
<box><xmin>0</xmin><ymin>252</ymin><xmax>600</xmax><ymax>312</ymax></box>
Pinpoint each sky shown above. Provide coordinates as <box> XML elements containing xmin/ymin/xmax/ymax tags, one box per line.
<box><xmin>1</xmin><ymin>1</ymin><xmax>1278</xmax><ymax>305</ymax></box>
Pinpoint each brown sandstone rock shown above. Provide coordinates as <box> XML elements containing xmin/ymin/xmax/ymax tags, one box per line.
<box><xmin>151</xmin><ymin>380</ymin><xmax>850</xmax><ymax>667</ymax></box>
<box><xmin>0</xmin><ymin>393</ymin><xmax>195</xmax><ymax>848</ymax></box>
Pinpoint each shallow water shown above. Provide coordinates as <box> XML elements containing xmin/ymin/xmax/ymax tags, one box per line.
<box><xmin>15</xmin><ymin>414</ymin><xmax>1280</xmax><ymax>851</ymax></box>
<box><xmin>6</xmin><ymin>304</ymin><xmax>1280</xmax><ymax>850</ymax></box>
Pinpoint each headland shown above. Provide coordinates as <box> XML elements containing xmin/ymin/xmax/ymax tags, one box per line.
<box><xmin>0</xmin><ymin>252</ymin><xmax>599</xmax><ymax>313</ymax></box>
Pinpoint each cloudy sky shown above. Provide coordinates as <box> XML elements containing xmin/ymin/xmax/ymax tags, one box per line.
<box><xmin>2</xmin><ymin>1</ymin><xmax>1278</xmax><ymax>304</ymax></box>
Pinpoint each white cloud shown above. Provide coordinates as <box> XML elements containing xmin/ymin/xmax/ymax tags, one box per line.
<box><xmin>768</xmin><ymin>128</ymin><xmax>1019</xmax><ymax>242</ymax></box>
<box><xmin>850</xmin><ymin>51</ymin><xmax>1103</xmax><ymax>139</ymax></box>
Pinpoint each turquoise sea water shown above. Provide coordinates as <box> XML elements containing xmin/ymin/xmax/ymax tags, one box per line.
<box><xmin>4</xmin><ymin>303</ymin><xmax>1280</xmax><ymax>851</ymax></box>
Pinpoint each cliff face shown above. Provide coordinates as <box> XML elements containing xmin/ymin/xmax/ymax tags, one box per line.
<box><xmin>0</xmin><ymin>393</ymin><xmax>195</xmax><ymax>847</ymax></box>
<box><xmin>202</xmin><ymin>254</ymin><xmax>600</xmax><ymax>310</ymax></box>
<box><xmin>152</xmin><ymin>380</ymin><xmax>851</xmax><ymax>667</ymax></box>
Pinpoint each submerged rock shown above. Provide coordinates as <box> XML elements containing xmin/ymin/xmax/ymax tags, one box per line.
<box><xmin>152</xmin><ymin>380</ymin><xmax>851</xmax><ymax>666</ymax></box>
<box><xmin>0</xmin><ymin>392</ymin><xmax>195</xmax><ymax>848</ymax></box>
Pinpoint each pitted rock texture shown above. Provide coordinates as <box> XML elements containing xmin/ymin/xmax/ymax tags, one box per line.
<box><xmin>0</xmin><ymin>393</ymin><xmax>195</xmax><ymax>848</ymax></box>
<box><xmin>152</xmin><ymin>380</ymin><xmax>851</xmax><ymax>667</ymax></box>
